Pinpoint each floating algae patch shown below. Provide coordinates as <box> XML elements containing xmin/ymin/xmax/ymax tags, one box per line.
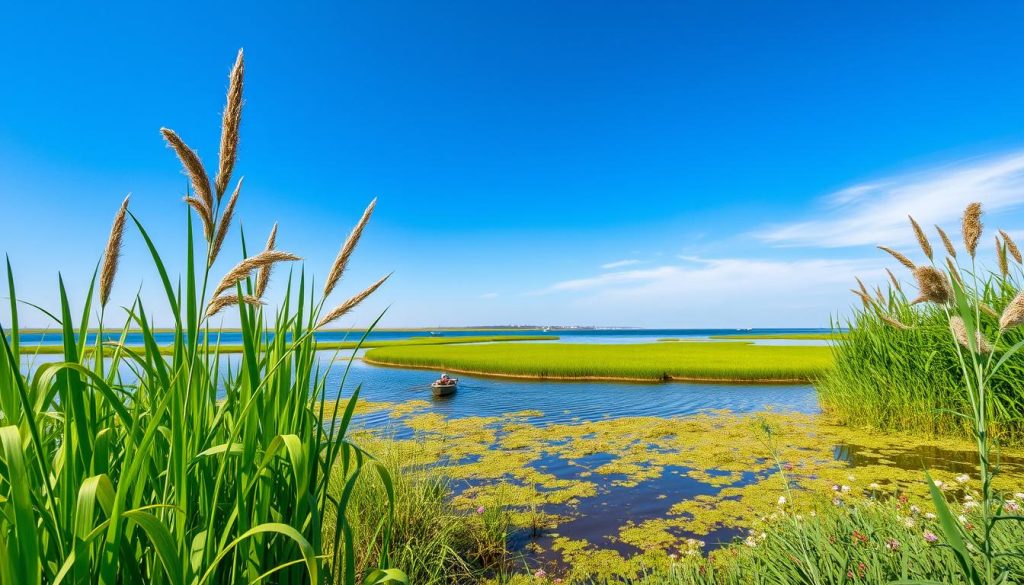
<box><xmin>360</xmin><ymin>407</ymin><xmax>1024</xmax><ymax>576</ymax></box>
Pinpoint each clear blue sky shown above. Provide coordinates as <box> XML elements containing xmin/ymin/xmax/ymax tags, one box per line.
<box><xmin>2</xmin><ymin>2</ymin><xmax>1024</xmax><ymax>328</ymax></box>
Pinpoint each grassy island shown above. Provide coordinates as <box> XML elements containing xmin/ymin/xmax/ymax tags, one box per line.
<box><xmin>364</xmin><ymin>341</ymin><xmax>833</xmax><ymax>382</ymax></box>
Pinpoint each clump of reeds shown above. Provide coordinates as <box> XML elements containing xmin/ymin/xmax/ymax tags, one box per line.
<box><xmin>821</xmin><ymin>202</ymin><xmax>1024</xmax><ymax>584</ymax></box>
<box><xmin>0</xmin><ymin>51</ymin><xmax>401</xmax><ymax>584</ymax></box>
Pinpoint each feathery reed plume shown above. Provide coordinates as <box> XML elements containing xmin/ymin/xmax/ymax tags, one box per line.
<box><xmin>945</xmin><ymin>257</ymin><xmax>963</xmax><ymax>286</ymax></box>
<box><xmin>323</xmin><ymin>198</ymin><xmax>377</xmax><ymax>298</ymax></box>
<box><xmin>205</xmin><ymin>293</ymin><xmax>264</xmax><ymax>318</ymax></box>
<box><xmin>850</xmin><ymin>288</ymin><xmax>873</xmax><ymax>308</ymax></box>
<box><xmin>99</xmin><ymin>195</ymin><xmax>130</xmax><ymax>307</ymax></box>
<box><xmin>162</xmin><ymin>128</ymin><xmax>213</xmax><ymax>214</ymax></box>
<box><xmin>950</xmin><ymin>315</ymin><xmax>993</xmax><ymax>354</ymax></box>
<box><xmin>209</xmin><ymin>177</ymin><xmax>242</xmax><ymax>267</ymax></box>
<box><xmin>212</xmin><ymin>249</ymin><xmax>301</xmax><ymax>297</ymax></box>
<box><xmin>1000</xmin><ymin>229</ymin><xmax>1022</xmax><ymax>264</ymax></box>
<box><xmin>874</xmin><ymin>286</ymin><xmax>886</xmax><ymax>305</ymax></box>
<box><xmin>997</xmin><ymin>236</ymin><xmax>1009</xmax><ymax>277</ymax></box>
<box><xmin>1000</xmin><ymin>291</ymin><xmax>1024</xmax><ymax>331</ymax></box>
<box><xmin>316</xmin><ymin>272</ymin><xmax>391</xmax><ymax>329</ymax></box>
<box><xmin>908</xmin><ymin>215</ymin><xmax>933</xmax><ymax>260</ymax></box>
<box><xmin>215</xmin><ymin>49</ymin><xmax>245</xmax><ymax>202</ymax></box>
<box><xmin>980</xmin><ymin>303</ymin><xmax>999</xmax><ymax>319</ymax></box>
<box><xmin>878</xmin><ymin>246</ymin><xmax>915</xmax><ymax>270</ymax></box>
<box><xmin>910</xmin><ymin>266</ymin><xmax>952</xmax><ymax>305</ymax></box>
<box><xmin>879</xmin><ymin>314</ymin><xmax>910</xmax><ymax>331</ymax></box>
<box><xmin>855</xmin><ymin>277</ymin><xmax>870</xmax><ymax>299</ymax></box>
<box><xmin>935</xmin><ymin>225</ymin><xmax>957</xmax><ymax>258</ymax></box>
<box><xmin>886</xmin><ymin>268</ymin><xmax>902</xmax><ymax>291</ymax></box>
<box><xmin>183</xmin><ymin>196</ymin><xmax>214</xmax><ymax>240</ymax></box>
<box><xmin>962</xmin><ymin>202</ymin><xmax>983</xmax><ymax>258</ymax></box>
<box><xmin>255</xmin><ymin>222</ymin><xmax>278</xmax><ymax>299</ymax></box>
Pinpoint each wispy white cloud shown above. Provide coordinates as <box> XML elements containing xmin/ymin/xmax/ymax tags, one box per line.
<box><xmin>479</xmin><ymin>292</ymin><xmax>499</xmax><ymax>299</ymax></box>
<box><xmin>532</xmin><ymin>256</ymin><xmax>884</xmax><ymax>326</ymax></box>
<box><xmin>601</xmin><ymin>259</ymin><xmax>642</xmax><ymax>269</ymax></box>
<box><xmin>542</xmin><ymin>257</ymin><xmax>879</xmax><ymax>295</ymax></box>
<box><xmin>755</xmin><ymin>151</ymin><xmax>1024</xmax><ymax>248</ymax></box>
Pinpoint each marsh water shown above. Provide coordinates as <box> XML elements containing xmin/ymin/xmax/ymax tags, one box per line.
<box><xmin>22</xmin><ymin>330</ymin><xmax>1000</xmax><ymax>569</ymax></box>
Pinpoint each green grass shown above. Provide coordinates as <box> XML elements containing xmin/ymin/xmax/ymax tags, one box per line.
<box><xmin>364</xmin><ymin>341</ymin><xmax>833</xmax><ymax>382</ymax></box>
<box><xmin>0</xmin><ymin>53</ymin><xmax>404</xmax><ymax>584</ymax></box>
<box><xmin>708</xmin><ymin>333</ymin><xmax>844</xmax><ymax>341</ymax></box>
<box><xmin>817</xmin><ymin>244</ymin><xmax>1024</xmax><ymax>445</ymax></box>
<box><xmin>326</xmin><ymin>437</ymin><xmax>513</xmax><ymax>584</ymax></box>
<box><xmin>17</xmin><ymin>334</ymin><xmax>558</xmax><ymax>356</ymax></box>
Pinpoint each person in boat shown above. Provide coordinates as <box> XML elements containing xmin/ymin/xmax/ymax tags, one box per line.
<box><xmin>439</xmin><ymin>373</ymin><xmax>451</xmax><ymax>384</ymax></box>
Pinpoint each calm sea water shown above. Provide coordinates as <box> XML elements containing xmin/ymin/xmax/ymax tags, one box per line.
<box><xmin>18</xmin><ymin>327</ymin><xmax>833</xmax><ymax>346</ymax></box>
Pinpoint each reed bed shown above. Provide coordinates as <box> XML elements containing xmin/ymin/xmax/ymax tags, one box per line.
<box><xmin>0</xmin><ymin>52</ymin><xmax>403</xmax><ymax>584</ymax></box>
<box><xmin>818</xmin><ymin>210</ymin><xmax>1024</xmax><ymax>444</ymax></box>
<box><xmin>364</xmin><ymin>342</ymin><xmax>833</xmax><ymax>382</ymax></box>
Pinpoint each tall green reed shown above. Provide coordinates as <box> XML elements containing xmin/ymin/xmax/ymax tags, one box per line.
<box><xmin>819</xmin><ymin>212</ymin><xmax>1024</xmax><ymax>444</ymax></box>
<box><xmin>0</xmin><ymin>50</ymin><xmax>403</xmax><ymax>584</ymax></box>
<box><xmin>823</xmin><ymin>202</ymin><xmax>1024</xmax><ymax>583</ymax></box>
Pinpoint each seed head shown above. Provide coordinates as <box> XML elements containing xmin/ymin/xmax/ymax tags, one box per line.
<box><xmin>205</xmin><ymin>293</ymin><xmax>264</xmax><ymax>318</ymax></box>
<box><xmin>209</xmin><ymin>177</ymin><xmax>242</xmax><ymax>267</ymax></box>
<box><xmin>878</xmin><ymin>246</ymin><xmax>916</xmax><ymax>271</ymax></box>
<box><xmin>950</xmin><ymin>316</ymin><xmax>993</xmax><ymax>354</ymax></box>
<box><xmin>997</xmin><ymin>236</ymin><xmax>1009</xmax><ymax>277</ymax></box>
<box><xmin>1000</xmin><ymin>230</ymin><xmax>1022</xmax><ymax>264</ymax></box>
<box><xmin>212</xmin><ymin>249</ymin><xmax>301</xmax><ymax>297</ymax></box>
<box><xmin>316</xmin><ymin>272</ymin><xmax>391</xmax><ymax>329</ymax></box>
<box><xmin>324</xmin><ymin>198</ymin><xmax>376</xmax><ymax>298</ymax></box>
<box><xmin>1000</xmin><ymin>291</ymin><xmax>1024</xmax><ymax>331</ymax></box>
<box><xmin>99</xmin><ymin>195</ymin><xmax>130</xmax><ymax>307</ymax></box>
<box><xmin>908</xmin><ymin>215</ymin><xmax>933</xmax><ymax>260</ymax></box>
<box><xmin>162</xmin><ymin>128</ymin><xmax>213</xmax><ymax>220</ymax></box>
<box><xmin>962</xmin><ymin>202</ymin><xmax>983</xmax><ymax>258</ymax></box>
<box><xmin>911</xmin><ymin>266</ymin><xmax>952</xmax><ymax>305</ymax></box>
<box><xmin>255</xmin><ymin>222</ymin><xmax>279</xmax><ymax>299</ymax></box>
<box><xmin>935</xmin><ymin>225</ymin><xmax>957</xmax><ymax>258</ymax></box>
<box><xmin>215</xmin><ymin>49</ymin><xmax>245</xmax><ymax>202</ymax></box>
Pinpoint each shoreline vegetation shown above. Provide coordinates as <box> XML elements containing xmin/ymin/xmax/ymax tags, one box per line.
<box><xmin>16</xmin><ymin>334</ymin><xmax>559</xmax><ymax>356</ymax></box>
<box><xmin>364</xmin><ymin>342</ymin><xmax>833</xmax><ymax>383</ymax></box>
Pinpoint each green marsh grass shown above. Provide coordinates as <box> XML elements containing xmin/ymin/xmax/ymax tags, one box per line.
<box><xmin>818</xmin><ymin>214</ymin><xmax>1024</xmax><ymax>444</ymax></box>
<box><xmin>364</xmin><ymin>342</ymin><xmax>833</xmax><ymax>382</ymax></box>
<box><xmin>0</xmin><ymin>52</ymin><xmax>404</xmax><ymax>584</ymax></box>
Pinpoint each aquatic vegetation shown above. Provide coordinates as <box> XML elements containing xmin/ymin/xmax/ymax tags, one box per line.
<box><xmin>364</xmin><ymin>342</ymin><xmax>833</xmax><ymax>382</ymax></box>
<box><xmin>0</xmin><ymin>52</ymin><xmax>402</xmax><ymax>584</ymax></box>
<box><xmin>326</xmin><ymin>437</ymin><xmax>513</xmax><ymax>584</ymax></box>
<box><xmin>350</xmin><ymin>402</ymin><xmax>1024</xmax><ymax>579</ymax></box>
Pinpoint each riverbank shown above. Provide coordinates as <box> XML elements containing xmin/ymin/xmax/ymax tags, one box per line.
<box><xmin>17</xmin><ymin>334</ymin><xmax>559</xmax><ymax>356</ymax></box>
<box><xmin>363</xmin><ymin>341</ymin><xmax>833</xmax><ymax>383</ymax></box>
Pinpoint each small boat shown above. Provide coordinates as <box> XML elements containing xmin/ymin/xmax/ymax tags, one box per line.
<box><xmin>431</xmin><ymin>378</ymin><xmax>458</xmax><ymax>396</ymax></box>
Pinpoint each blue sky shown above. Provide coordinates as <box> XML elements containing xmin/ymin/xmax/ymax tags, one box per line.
<box><xmin>2</xmin><ymin>2</ymin><xmax>1024</xmax><ymax>328</ymax></box>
